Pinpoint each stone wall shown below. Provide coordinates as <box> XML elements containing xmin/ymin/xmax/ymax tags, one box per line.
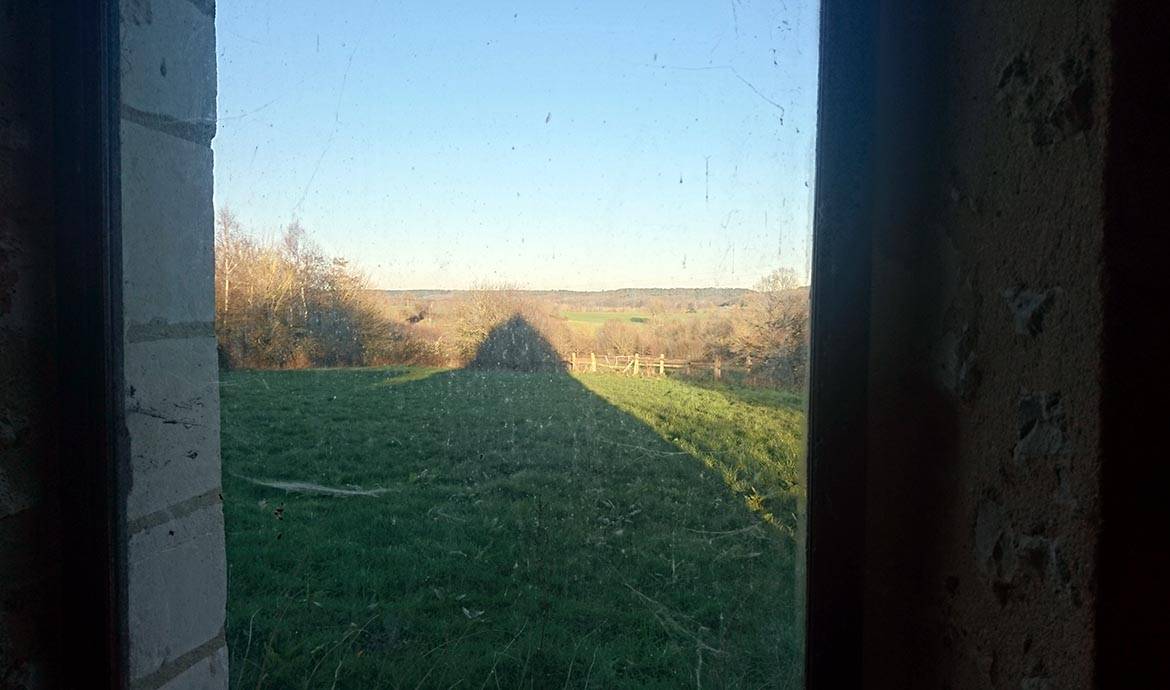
<box><xmin>119</xmin><ymin>0</ymin><xmax>228</xmax><ymax>688</ymax></box>
<box><xmin>0</xmin><ymin>4</ymin><xmax>61</xmax><ymax>687</ymax></box>
<box><xmin>859</xmin><ymin>1</ymin><xmax>1108</xmax><ymax>686</ymax></box>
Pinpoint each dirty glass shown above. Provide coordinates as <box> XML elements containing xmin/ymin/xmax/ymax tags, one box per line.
<box><xmin>213</xmin><ymin>2</ymin><xmax>818</xmax><ymax>687</ymax></box>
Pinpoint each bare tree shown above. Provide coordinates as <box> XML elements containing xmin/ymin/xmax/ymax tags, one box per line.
<box><xmin>755</xmin><ymin>266</ymin><xmax>799</xmax><ymax>293</ymax></box>
<box><xmin>734</xmin><ymin>267</ymin><xmax>809</xmax><ymax>386</ymax></box>
<box><xmin>215</xmin><ymin>206</ymin><xmax>243</xmax><ymax>319</ymax></box>
<box><xmin>213</xmin><ymin>209</ymin><xmax>424</xmax><ymax>369</ymax></box>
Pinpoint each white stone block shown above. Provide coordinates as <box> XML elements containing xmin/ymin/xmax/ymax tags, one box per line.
<box><xmin>124</xmin><ymin>337</ymin><xmax>222</xmax><ymax>521</ymax></box>
<box><xmin>127</xmin><ymin>503</ymin><xmax>227</xmax><ymax>683</ymax></box>
<box><xmin>120</xmin><ymin>119</ymin><xmax>215</xmax><ymax>326</ymax></box>
<box><xmin>160</xmin><ymin>644</ymin><xmax>229</xmax><ymax>690</ymax></box>
<box><xmin>120</xmin><ymin>0</ymin><xmax>216</xmax><ymax>130</ymax></box>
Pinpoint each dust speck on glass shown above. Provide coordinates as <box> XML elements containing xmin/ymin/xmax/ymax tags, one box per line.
<box><xmin>212</xmin><ymin>2</ymin><xmax>817</xmax><ymax>687</ymax></box>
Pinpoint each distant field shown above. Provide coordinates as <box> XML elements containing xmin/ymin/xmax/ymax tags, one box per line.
<box><xmin>559</xmin><ymin>309</ymin><xmax>726</xmax><ymax>335</ymax></box>
<box><xmin>560</xmin><ymin>310</ymin><xmax>653</xmax><ymax>325</ymax></box>
<box><xmin>372</xmin><ymin>287</ymin><xmax>754</xmax><ymax>311</ymax></box>
<box><xmin>221</xmin><ymin>367</ymin><xmax>804</xmax><ymax>688</ymax></box>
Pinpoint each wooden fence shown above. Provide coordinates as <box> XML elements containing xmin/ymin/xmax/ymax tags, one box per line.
<box><xmin>564</xmin><ymin>352</ymin><xmax>754</xmax><ymax>380</ymax></box>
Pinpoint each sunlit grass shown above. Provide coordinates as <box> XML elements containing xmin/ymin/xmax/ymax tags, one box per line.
<box><xmin>560</xmin><ymin>310</ymin><xmax>653</xmax><ymax>325</ymax></box>
<box><xmin>371</xmin><ymin>366</ymin><xmax>447</xmax><ymax>387</ymax></box>
<box><xmin>221</xmin><ymin>367</ymin><xmax>804</xmax><ymax>688</ymax></box>
<box><xmin>575</xmin><ymin>373</ymin><xmax>806</xmax><ymax>530</ymax></box>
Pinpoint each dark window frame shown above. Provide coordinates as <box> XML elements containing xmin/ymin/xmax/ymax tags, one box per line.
<box><xmin>58</xmin><ymin>1</ymin><xmax>876</xmax><ymax>687</ymax></box>
<box><xmin>52</xmin><ymin>0</ymin><xmax>126</xmax><ymax>687</ymax></box>
<box><xmin>803</xmin><ymin>1</ymin><xmax>875</xmax><ymax>686</ymax></box>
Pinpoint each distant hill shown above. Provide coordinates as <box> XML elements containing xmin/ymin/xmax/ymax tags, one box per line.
<box><xmin>368</xmin><ymin>287</ymin><xmax>755</xmax><ymax>310</ymax></box>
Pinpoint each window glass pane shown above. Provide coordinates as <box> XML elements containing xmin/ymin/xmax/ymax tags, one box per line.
<box><xmin>213</xmin><ymin>2</ymin><xmax>818</xmax><ymax>686</ymax></box>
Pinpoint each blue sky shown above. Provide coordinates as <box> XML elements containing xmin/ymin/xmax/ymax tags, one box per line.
<box><xmin>213</xmin><ymin>1</ymin><xmax>819</xmax><ymax>290</ymax></box>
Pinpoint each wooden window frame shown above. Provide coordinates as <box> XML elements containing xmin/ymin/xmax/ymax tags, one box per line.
<box><xmin>58</xmin><ymin>1</ymin><xmax>877</xmax><ymax>687</ymax></box>
<box><xmin>52</xmin><ymin>1</ymin><xmax>126</xmax><ymax>687</ymax></box>
<box><xmin>803</xmin><ymin>1</ymin><xmax>875</xmax><ymax>686</ymax></box>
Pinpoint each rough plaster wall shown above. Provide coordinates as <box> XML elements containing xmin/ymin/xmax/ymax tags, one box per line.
<box><xmin>0</xmin><ymin>4</ymin><xmax>61</xmax><ymax>688</ymax></box>
<box><xmin>120</xmin><ymin>0</ymin><xmax>228</xmax><ymax>688</ymax></box>
<box><xmin>863</xmin><ymin>1</ymin><xmax>1106</xmax><ymax>687</ymax></box>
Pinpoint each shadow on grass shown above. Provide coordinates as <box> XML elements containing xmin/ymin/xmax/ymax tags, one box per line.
<box><xmin>220</xmin><ymin>317</ymin><xmax>804</xmax><ymax>689</ymax></box>
<box><xmin>468</xmin><ymin>315</ymin><xmax>567</xmax><ymax>373</ymax></box>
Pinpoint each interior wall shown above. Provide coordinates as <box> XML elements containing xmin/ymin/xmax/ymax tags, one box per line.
<box><xmin>0</xmin><ymin>4</ymin><xmax>61</xmax><ymax>687</ymax></box>
<box><xmin>4</xmin><ymin>3</ymin><xmax>229</xmax><ymax>687</ymax></box>
<box><xmin>862</xmin><ymin>1</ymin><xmax>1109</xmax><ymax>686</ymax></box>
<box><xmin>118</xmin><ymin>0</ymin><xmax>229</xmax><ymax>688</ymax></box>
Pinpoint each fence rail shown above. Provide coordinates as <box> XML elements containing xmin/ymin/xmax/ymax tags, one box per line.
<box><xmin>564</xmin><ymin>352</ymin><xmax>754</xmax><ymax>380</ymax></box>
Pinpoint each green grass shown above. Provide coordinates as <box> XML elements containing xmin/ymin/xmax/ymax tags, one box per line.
<box><xmin>221</xmin><ymin>367</ymin><xmax>805</xmax><ymax>688</ymax></box>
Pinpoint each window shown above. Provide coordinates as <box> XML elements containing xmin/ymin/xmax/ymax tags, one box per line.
<box><xmin>209</xmin><ymin>3</ymin><xmax>819</xmax><ymax>687</ymax></box>
<box><xmin>51</xmin><ymin>0</ymin><xmax>886</xmax><ymax>687</ymax></box>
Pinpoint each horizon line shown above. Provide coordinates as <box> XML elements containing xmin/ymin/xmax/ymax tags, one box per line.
<box><xmin>365</xmin><ymin>285</ymin><xmax>811</xmax><ymax>293</ymax></box>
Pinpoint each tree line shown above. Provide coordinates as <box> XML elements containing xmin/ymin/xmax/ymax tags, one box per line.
<box><xmin>214</xmin><ymin>208</ymin><xmax>432</xmax><ymax>369</ymax></box>
<box><xmin>214</xmin><ymin>208</ymin><xmax>809</xmax><ymax>388</ymax></box>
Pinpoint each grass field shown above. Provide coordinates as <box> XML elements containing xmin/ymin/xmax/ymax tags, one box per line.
<box><xmin>560</xmin><ymin>310</ymin><xmax>653</xmax><ymax>337</ymax></box>
<box><xmin>221</xmin><ymin>367</ymin><xmax>805</xmax><ymax>688</ymax></box>
<box><xmin>559</xmin><ymin>308</ymin><xmax>718</xmax><ymax>339</ymax></box>
<box><xmin>559</xmin><ymin>310</ymin><xmax>653</xmax><ymax>325</ymax></box>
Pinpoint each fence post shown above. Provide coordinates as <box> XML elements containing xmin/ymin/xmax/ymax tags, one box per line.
<box><xmin>746</xmin><ymin>353</ymin><xmax>752</xmax><ymax>371</ymax></box>
<box><xmin>571</xmin><ymin>352</ymin><xmax>577</xmax><ymax>372</ymax></box>
<box><xmin>590</xmin><ymin>352</ymin><xmax>597</xmax><ymax>372</ymax></box>
<box><xmin>714</xmin><ymin>355</ymin><xmax>722</xmax><ymax>380</ymax></box>
<box><xmin>633</xmin><ymin>353</ymin><xmax>640</xmax><ymax>376</ymax></box>
<box><xmin>659</xmin><ymin>354</ymin><xmax>665</xmax><ymax>376</ymax></box>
